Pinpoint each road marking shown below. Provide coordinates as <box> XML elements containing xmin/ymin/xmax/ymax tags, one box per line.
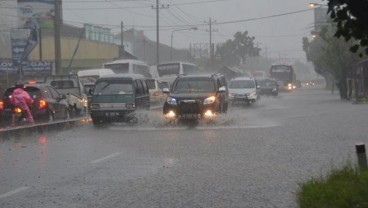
<box><xmin>108</xmin><ymin>123</ymin><xmax>281</xmax><ymax>131</ymax></box>
<box><xmin>0</xmin><ymin>187</ymin><xmax>29</xmax><ymax>199</ymax></box>
<box><xmin>91</xmin><ymin>152</ymin><xmax>122</xmax><ymax>164</ymax></box>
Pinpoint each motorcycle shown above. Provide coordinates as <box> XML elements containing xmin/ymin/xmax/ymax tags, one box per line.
<box><xmin>11</xmin><ymin>106</ymin><xmax>29</xmax><ymax>126</ymax></box>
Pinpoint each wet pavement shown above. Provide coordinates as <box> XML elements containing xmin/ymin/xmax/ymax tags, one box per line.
<box><xmin>1</xmin><ymin>86</ymin><xmax>368</xmax><ymax>207</ymax></box>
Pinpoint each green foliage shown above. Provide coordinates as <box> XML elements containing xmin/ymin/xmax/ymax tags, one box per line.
<box><xmin>302</xmin><ymin>23</ymin><xmax>362</xmax><ymax>80</ymax></box>
<box><xmin>297</xmin><ymin>165</ymin><xmax>368</xmax><ymax>208</ymax></box>
<box><xmin>327</xmin><ymin>0</ymin><xmax>368</xmax><ymax>56</ymax></box>
<box><xmin>215</xmin><ymin>31</ymin><xmax>260</xmax><ymax>66</ymax></box>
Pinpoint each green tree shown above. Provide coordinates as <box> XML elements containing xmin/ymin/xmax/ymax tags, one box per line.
<box><xmin>215</xmin><ymin>31</ymin><xmax>260</xmax><ymax>66</ymax></box>
<box><xmin>303</xmin><ymin>23</ymin><xmax>363</xmax><ymax>99</ymax></box>
<box><xmin>326</xmin><ymin>0</ymin><xmax>368</xmax><ymax>55</ymax></box>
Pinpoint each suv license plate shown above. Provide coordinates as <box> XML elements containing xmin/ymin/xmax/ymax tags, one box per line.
<box><xmin>180</xmin><ymin>114</ymin><xmax>198</xmax><ymax>119</ymax></box>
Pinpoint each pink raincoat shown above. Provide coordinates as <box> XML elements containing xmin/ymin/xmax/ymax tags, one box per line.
<box><xmin>10</xmin><ymin>88</ymin><xmax>34</xmax><ymax>124</ymax></box>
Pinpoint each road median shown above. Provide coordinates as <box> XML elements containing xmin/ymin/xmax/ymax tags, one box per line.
<box><xmin>0</xmin><ymin>117</ymin><xmax>91</xmax><ymax>139</ymax></box>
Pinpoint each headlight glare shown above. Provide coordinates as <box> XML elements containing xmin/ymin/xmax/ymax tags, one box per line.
<box><xmin>204</xmin><ymin>96</ymin><xmax>216</xmax><ymax>105</ymax></box>
<box><xmin>166</xmin><ymin>97</ymin><xmax>177</xmax><ymax>105</ymax></box>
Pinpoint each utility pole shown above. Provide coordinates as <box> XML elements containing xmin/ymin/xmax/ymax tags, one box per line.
<box><xmin>120</xmin><ymin>21</ymin><xmax>124</xmax><ymax>58</ymax></box>
<box><xmin>39</xmin><ymin>28</ymin><xmax>42</xmax><ymax>60</ymax></box>
<box><xmin>54</xmin><ymin>0</ymin><xmax>62</xmax><ymax>74</ymax></box>
<box><xmin>152</xmin><ymin>0</ymin><xmax>169</xmax><ymax>65</ymax></box>
<box><xmin>206</xmin><ymin>18</ymin><xmax>217</xmax><ymax>67</ymax></box>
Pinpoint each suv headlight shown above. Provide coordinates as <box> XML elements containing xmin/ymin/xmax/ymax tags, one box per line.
<box><xmin>166</xmin><ymin>97</ymin><xmax>177</xmax><ymax>105</ymax></box>
<box><xmin>204</xmin><ymin>96</ymin><xmax>216</xmax><ymax>105</ymax></box>
<box><xmin>250</xmin><ymin>91</ymin><xmax>256</xmax><ymax>96</ymax></box>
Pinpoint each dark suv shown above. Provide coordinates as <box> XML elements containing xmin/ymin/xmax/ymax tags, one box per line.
<box><xmin>163</xmin><ymin>74</ymin><xmax>228</xmax><ymax>121</ymax></box>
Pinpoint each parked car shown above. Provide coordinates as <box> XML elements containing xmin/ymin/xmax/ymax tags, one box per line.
<box><xmin>228</xmin><ymin>76</ymin><xmax>259</xmax><ymax>105</ymax></box>
<box><xmin>162</xmin><ymin>74</ymin><xmax>229</xmax><ymax>121</ymax></box>
<box><xmin>89</xmin><ymin>74</ymin><xmax>150</xmax><ymax>125</ymax></box>
<box><xmin>0</xmin><ymin>83</ymin><xmax>71</xmax><ymax>126</ymax></box>
<box><xmin>257</xmin><ymin>78</ymin><xmax>279</xmax><ymax>96</ymax></box>
<box><xmin>145</xmin><ymin>78</ymin><xmax>168</xmax><ymax>105</ymax></box>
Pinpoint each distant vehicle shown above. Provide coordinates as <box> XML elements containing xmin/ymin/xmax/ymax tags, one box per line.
<box><xmin>145</xmin><ymin>78</ymin><xmax>168</xmax><ymax>105</ymax></box>
<box><xmin>77</xmin><ymin>68</ymin><xmax>115</xmax><ymax>85</ymax></box>
<box><xmin>0</xmin><ymin>83</ymin><xmax>71</xmax><ymax>126</ymax></box>
<box><xmin>153</xmin><ymin>62</ymin><xmax>200</xmax><ymax>86</ymax></box>
<box><xmin>103</xmin><ymin>59</ymin><xmax>152</xmax><ymax>78</ymax></box>
<box><xmin>77</xmin><ymin>68</ymin><xmax>115</xmax><ymax>111</ymax></box>
<box><xmin>162</xmin><ymin>74</ymin><xmax>228</xmax><ymax>122</ymax></box>
<box><xmin>269</xmin><ymin>63</ymin><xmax>296</xmax><ymax>91</ymax></box>
<box><xmin>252</xmin><ymin>71</ymin><xmax>268</xmax><ymax>79</ymax></box>
<box><xmin>89</xmin><ymin>74</ymin><xmax>150</xmax><ymax>125</ymax></box>
<box><xmin>228</xmin><ymin>77</ymin><xmax>259</xmax><ymax>105</ymax></box>
<box><xmin>257</xmin><ymin>78</ymin><xmax>279</xmax><ymax>96</ymax></box>
<box><xmin>44</xmin><ymin>75</ymin><xmax>88</xmax><ymax>116</ymax></box>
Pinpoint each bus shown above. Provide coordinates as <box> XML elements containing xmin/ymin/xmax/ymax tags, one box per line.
<box><xmin>153</xmin><ymin>62</ymin><xmax>200</xmax><ymax>86</ymax></box>
<box><xmin>269</xmin><ymin>64</ymin><xmax>296</xmax><ymax>91</ymax></box>
<box><xmin>103</xmin><ymin>59</ymin><xmax>152</xmax><ymax>78</ymax></box>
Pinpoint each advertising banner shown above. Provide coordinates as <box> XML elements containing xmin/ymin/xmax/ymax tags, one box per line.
<box><xmin>0</xmin><ymin>61</ymin><xmax>54</xmax><ymax>76</ymax></box>
<box><xmin>18</xmin><ymin>0</ymin><xmax>55</xmax><ymax>29</ymax></box>
<box><xmin>11</xmin><ymin>28</ymin><xmax>30</xmax><ymax>66</ymax></box>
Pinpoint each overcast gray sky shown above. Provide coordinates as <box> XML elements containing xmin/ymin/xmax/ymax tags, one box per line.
<box><xmin>63</xmin><ymin>0</ymin><xmax>326</xmax><ymax>62</ymax></box>
<box><xmin>1</xmin><ymin>0</ymin><xmax>326</xmax><ymax>62</ymax></box>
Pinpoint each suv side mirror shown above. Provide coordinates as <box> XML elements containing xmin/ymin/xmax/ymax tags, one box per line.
<box><xmin>257</xmin><ymin>85</ymin><xmax>260</xmax><ymax>89</ymax></box>
<box><xmin>218</xmin><ymin>86</ymin><xmax>226</xmax><ymax>92</ymax></box>
<box><xmin>162</xmin><ymin>88</ymin><xmax>170</xmax><ymax>94</ymax></box>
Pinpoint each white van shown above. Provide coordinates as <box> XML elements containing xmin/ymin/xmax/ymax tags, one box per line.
<box><xmin>77</xmin><ymin>68</ymin><xmax>114</xmax><ymax>80</ymax></box>
<box><xmin>77</xmin><ymin>68</ymin><xmax>115</xmax><ymax>95</ymax></box>
<box><xmin>103</xmin><ymin>59</ymin><xmax>152</xmax><ymax>78</ymax></box>
<box><xmin>152</xmin><ymin>62</ymin><xmax>200</xmax><ymax>86</ymax></box>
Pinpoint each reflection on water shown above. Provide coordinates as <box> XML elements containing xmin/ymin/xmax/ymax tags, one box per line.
<box><xmin>38</xmin><ymin>136</ymin><xmax>48</xmax><ymax>168</ymax></box>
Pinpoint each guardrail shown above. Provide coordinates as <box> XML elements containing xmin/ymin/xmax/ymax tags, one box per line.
<box><xmin>0</xmin><ymin>117</ymin><xmax>91</xmax><ymax>139</ymax></box>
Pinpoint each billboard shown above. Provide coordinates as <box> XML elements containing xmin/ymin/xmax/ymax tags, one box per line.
<box><xmin>18</xmin><ymin>0</ymin><xmax>55</xmax><ymax>29</ymax></box>
<box><xmin>10</xmin><ymin>28</ymin><xmax>30</xmax><ymax>66</ymax></box>
<box><xmin>0</xmin><ymin>61</ymin><xmax>54</xmax><ymax>76</ymax></box>
<box><xmin>314</xmin><ymin>7</ymin><xmax>329</xmax><ymax>32</ymax></box>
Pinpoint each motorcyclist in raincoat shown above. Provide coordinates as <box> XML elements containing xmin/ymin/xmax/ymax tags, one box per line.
<box><xmin>10</xmin><ymin>82</ymin><xmax>34</xmax><ymax>125</ymax></box>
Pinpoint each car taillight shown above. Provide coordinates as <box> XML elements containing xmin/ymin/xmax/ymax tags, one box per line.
<box><xmin>0</xmin><ymin>100</ymin><xmax>3</xmax><ymax>110</ymax></box>
<box><xmin>39</xmin><ymin>99</ymin><xmax>47</xmax><ymax>109</ymax></box>
<box><xmin>14</xmin><ymin>107</ymin><xmax>22</xmax><ymax>113</ymax></box>
<box><xmin>153</xmin><ymin>91</ymin><xmax>160</xmax><ymax>96</ymax></box>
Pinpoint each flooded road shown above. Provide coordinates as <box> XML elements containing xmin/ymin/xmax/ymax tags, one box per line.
<box><xmin>1</xmin><ymin>87</ymin><xmax>368</xmax><ymax>208</ymax></box>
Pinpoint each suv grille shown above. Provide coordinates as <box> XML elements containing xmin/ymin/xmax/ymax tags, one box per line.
<box><xmin>178</xmin><ymin>100</ymin><xmax>201</xmax><ymax>114</ymax></box>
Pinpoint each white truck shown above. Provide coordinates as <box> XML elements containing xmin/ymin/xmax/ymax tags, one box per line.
<box><xmin>44</xmin><ymin>75</ymin><xmax>88</xmax><ymax>116</ymax></box>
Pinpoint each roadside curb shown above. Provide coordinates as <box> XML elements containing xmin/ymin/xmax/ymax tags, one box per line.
<box><xmin>0</xmin><ymin>117</ymin><xmax>91</xmax><ymax>139</ymax></box>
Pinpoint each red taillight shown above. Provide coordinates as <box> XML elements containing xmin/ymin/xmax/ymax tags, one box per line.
<box><xmin>0</xmin><ymin>100</ymin><xmax>3</xmax><ymax>110</ymax></box>
<box><xmin>14</xmin><ymin>107</ymin><xmax>22</xmax><ymax>113</ymax></box>
<box><xmin>39</xmin><ymin>99</ymin><xmax>47</xmax><ymax>109</ymax></box>
<box><xmin>153</xmin><ymin>91</ymin><xmax>160</xmax><ymax>96</ymax></box>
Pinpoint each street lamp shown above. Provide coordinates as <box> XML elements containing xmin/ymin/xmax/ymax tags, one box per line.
<box><xmin>170</xmin><ymin>27</ymin><xmax>197</xmax><ymax>60</ymax></box>
<box><xmin>309</xmin><ymin>2</ymin><xmax>327</xmax><ymax>8</ymax></box>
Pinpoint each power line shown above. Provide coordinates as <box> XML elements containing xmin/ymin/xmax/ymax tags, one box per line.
<box><xmin>48</xmin><ymin>7</ymin><xmax>313</xmax><ymax>32</ymax></box>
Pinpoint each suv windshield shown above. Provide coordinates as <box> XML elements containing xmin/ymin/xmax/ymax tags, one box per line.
<box><xmin>173</xmin><ymin>78</ymin><xmax>214</xmax><ymax>93</ymax></box>
<box><xmin>229</xmin><ymin>80</ymin><xmax>255</xmax><ymax>89</ymax></box>
<box><xmin>94</xmin><ymin>80</ymin><xmax>133</xmax><ymax>95</ymax></box>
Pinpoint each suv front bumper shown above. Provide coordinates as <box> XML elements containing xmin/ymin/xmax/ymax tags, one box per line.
<box><xmin>163</xmin><ymin>101</ymin><xmax>217</xmax><ymax>120</ymax></box>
